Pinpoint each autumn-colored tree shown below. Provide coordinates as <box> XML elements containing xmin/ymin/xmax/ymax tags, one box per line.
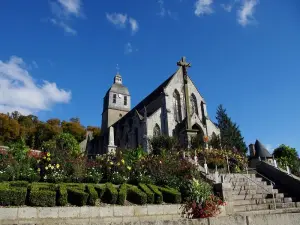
<box><xmin>61</xmin><ymin>119</ymin><xmax>85</xmax><ymax>143</ymax></box>
<box><xmin>0</xmin><ymin>113</ymin><xmax>20</xmax><ymax>144</ymax></box>
<box><xmin>87</xmin><ymin>126</ymin><xmax>101</xmax><ymax>138</ymax></box>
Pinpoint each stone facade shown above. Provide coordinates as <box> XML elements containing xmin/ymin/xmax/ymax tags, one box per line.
<box><xmin>82</xmin><ymin>57</ymin><xmax>220</xmax><ymax>156</ymax></box>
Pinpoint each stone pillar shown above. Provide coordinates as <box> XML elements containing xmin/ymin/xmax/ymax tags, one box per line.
<box><xmin>107</xmin><ymin>126</ymin><xmax>117</xmax><ymax>154</ymax></box>
<box><xmin>214</xmin><ymin>182</ymin><xmax>234</xmax><ymax>215</ymax></box>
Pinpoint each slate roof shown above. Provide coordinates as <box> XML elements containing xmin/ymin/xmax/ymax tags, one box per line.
<box><xmin>254</xmin><ymin>140</ymin><xmax>272</xmax><ymax>158</ymax></box>
<box><xmin>108</xmin><ymin>83</ymin><xmax>130</xmax><ymax>96</ymax></box>
<box><xmin>111</xmin><ymin>70</ymin><xmax>177</xmax><ymax>127</ymax></box>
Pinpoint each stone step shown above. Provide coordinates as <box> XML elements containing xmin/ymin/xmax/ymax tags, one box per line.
<box><xmin>233</xmin><ymin>197</ymin><xmax>293</xmax><ymax>206</ymax></box>
<box><xmin>234</xmin><ymin>202</ymin><xmax>299</xmax><ymax>212</ymax></box>
<box><xmin>222</xmin><ymin>177</ymin><xmax>263</xmax><ymax>183</ymax></box>
<box><xmin>232</xmin><ymin>189</ymin><xmax>279</xmax><ymax>195</ymax></box>
<box><xmin>233</xmin><ymin>193</ymin><xmax>285</xmax><ymax>200</ymax></box>
<box><xmin>231</xmin><ymin>180</ymin><xmax>266</xmax><ymax>186</ymax></box>
<box><xmin>234</xmin><ymin>207</ymin><xmax>300</xmax><ymax>216</ymax></box>
<box><xmin>232</xmin><ymin>184</ymin><xmax>273</xmax><ymax>191</ymax></box>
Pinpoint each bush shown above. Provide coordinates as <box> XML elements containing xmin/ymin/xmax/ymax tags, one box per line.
<box><xmin>102</xmin><ymin>183</ymin><xmax>118</xmax><ymax>204</ymax></box>
<box><xmin>9</xmin><ymin>181</ymin><xmax>29</xmax><ymax>187</ymax></box>
<box><xmin>84</xmin><ymin>168</ymin><xmax>102</xmax><ymax>183</ymax></box>
<box><xmin>0</xmin><ymin>170</ymin><xmax>10</xmax><ymax>182</ymax></box>
<box><xmin>0</xmin><ymin>182</ymin><xmax>27</xmax><ymax>206</ymax></box>
<box><xmin>126</xmin><ymin>184</ymin><xmax>147</xmax><ymax>205</ymax></box>
<box><xmin>66</xmin><ymin>183</ymin><xmax>88</xmax><ymax>206</ymax></box>
<box><xmin>158</xmin><ymin>186</ymin><xmax>181</xmax><ymax>203</ymax></box>
<box><xmin>86</xmin><ymin>184</ymin><xmax>98</xmax><ymax>206</ymax></box>
<box><xmin>29</xmin><ymin>183</ymin><xmax>57</xmax><ymax>207</ymax></box>
<box><xmin>138</xmin><ymin>183</ymin><xmax>154</xmax><ymax>204</ymax></box>
<box><xmin>94</xmin><ymin>184</ymin><xmax>106</xmax><ymax>199</ymax></box>
<box><xmin>57</xmin><ymin>184</ymin><xmax>68</xmax><ymax>206</ymax></box>
<box><xmin>150</xmin><ymin>135</ymin><xmax>178</xmax><ymax>155</ymax></box>
<box><xmin>117</xmin><ymin>184</ymin><xmax>127</xmax><ymax>205</ymax></box>
<box><xmin>110</xmin><ymin>172</ymin><xmax>128</xmax><ymax>185</ymax></box>
<box><xmin>147</xmin><ymin>184</ymin><xmax>163</xmax><ymax>204</ymax></box>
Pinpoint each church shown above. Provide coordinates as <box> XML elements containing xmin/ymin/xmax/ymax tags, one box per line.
<box><xmin>81</xmin><ymin>57</ymin><xmax>220</xmax><ymax>156</ymax></box>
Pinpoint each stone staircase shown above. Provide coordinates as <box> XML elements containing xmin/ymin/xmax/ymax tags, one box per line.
<box><xmin>221</xmin><ymin>173</ymin><xmax>300</xmax><ymax>215</ymax></box>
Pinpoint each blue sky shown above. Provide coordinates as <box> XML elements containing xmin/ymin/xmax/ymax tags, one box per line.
<box><xmin>0</xmin><ymin>0</ymin><xmax>300</xmax><ymax>153</ymax></box>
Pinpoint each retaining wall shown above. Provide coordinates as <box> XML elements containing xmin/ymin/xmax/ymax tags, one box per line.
<box><xmin>256</xmin><ymin>161</ymin><xmax>300</xmax><ymax>200</ymax></box>
<box><xmin>1</xmin><ymin>204</ymin><xmax>300</xmax><ymax>225</ymax></box>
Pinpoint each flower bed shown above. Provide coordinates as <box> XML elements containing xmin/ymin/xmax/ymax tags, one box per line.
<box><xmin>0</xmin><ymin>182</ymin><xmax>181</xmax><ymax>207</ymax></box>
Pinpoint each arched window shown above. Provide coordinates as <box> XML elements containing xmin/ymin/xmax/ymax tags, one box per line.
<box><xmin>173</xmin><ymin>90</ymin><xmax>182</xmax><ymax>122</ymax></box>
<box><xmin>190</xmin><ymin>94</ymin><xmax>199</xmax><ymax>116</ymax></box>
<box><xmin>153</xmin><ymin>124</ymin><xmax>161</xmax><ymax>137</ymax></box>
<box><xmin>201</xmin><ymin>101</ymin><xmax>206</xmax><ymax>124</ymax></box>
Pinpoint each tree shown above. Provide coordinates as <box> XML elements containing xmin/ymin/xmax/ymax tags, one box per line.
<box><xmin>0</xmin><ymin>113</ymin><xmax>20</xmax><ymax>144</ymax></box>
<box><xmin>61</xmin><ymin>120</ymin><xmax>85</xmax><ymax>143</ymax></box>
<box><xmin>42</xmin><ymin>133</ymin><xmax>81</xmax><ymax>162</ymax></box>
<box><xmin>216</xmin><ymin>105</ymin><xmax>247</xmax><ymax>154</ymax></box>
<box><xmin>273</xmin><ymin>144</ymin><xmax>299</xmax><ymax>173</ymax></box>
<box><xmin>86</xmin><ymin>126</ymin><xmax>101</xmax><ymax>138</ymax></box>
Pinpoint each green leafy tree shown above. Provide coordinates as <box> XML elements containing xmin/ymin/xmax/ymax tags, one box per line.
<box><xmin>216</xmin><ymin>105</ymin><xmax>247</xmax><ymax>154</ymax></box>
<box><xmin>273</xmin><ymin>144</ymin><xmax>299</xmax><ymax>173</ymax></box>
<box><xmin>42</xmin><ymin>133</ymin><xmax>81</xmax><ymax>160</ymax></box>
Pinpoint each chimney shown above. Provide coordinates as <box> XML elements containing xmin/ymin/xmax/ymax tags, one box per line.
<box><xmin>249</xmin><ymin>144</ymin><xmax>255</xmax><ymax>157</ymax></box>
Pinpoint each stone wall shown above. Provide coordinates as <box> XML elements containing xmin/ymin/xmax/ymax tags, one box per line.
<box><xmin>256</xmin><ymin>161</ymin><xmax>300</xmax><ymax>200</ymax></box>
<box><xmin>1</xmin><ymin>205</ymin><xmax>300</xmax><ymax>225</ymax></box>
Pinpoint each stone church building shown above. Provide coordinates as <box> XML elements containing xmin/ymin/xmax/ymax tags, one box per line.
<box><xmin>81</xmin><ymin>57</ymin><xmax>220</xmax><ymax>156</ymax></box>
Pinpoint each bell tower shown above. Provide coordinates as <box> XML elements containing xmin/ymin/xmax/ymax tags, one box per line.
<box><xmin>101</xmin><ymin>73</ymin><xmax>131</xmax><ymax>132</ymax></box>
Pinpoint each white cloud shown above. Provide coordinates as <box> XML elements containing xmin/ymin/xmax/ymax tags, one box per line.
<box><xmin>129</xmin><ymin>18</ymin><xmax>139</xmax><ymax>33</ymax></box>
<box><xmin>221</xmin><ymin>3</ymin><xmax>233</xmax><ymax>12</ymax></box>
<box><xmin>195</xmin><ymin>0</ymin><xmax>214</xmax><ymax>16</ymax></box>
<box><xmin>106</xmin><ymin>13</ymin><xmax>139</xmax><ymax>35</ymax></box>
<box><xmin>157</xmin><ymin>0</ymin><xmax>177</xmax><ymax>19</ymax></box>
<box><xmin>0</xmin><ymin>56</ymin><xmax>71</xmax><ymax>115</ymax></box>
<box><xmin>49</xmin><ymin>0</ymin><xmax>83</xmax><ymax>35</ymax></box>
<box><xmin>50</xmin><ymin>18</ymin><xmax>77</xmax><ymax>35</ymax></box>
<box><xmin>237</xmin><ymin>0</ymin><xmax>258</xmax><ymax>26</ymax></box>
<box><xmin>124</xmin><ymin>43</ymin><xmax>133</xmax><ymax>54</ymax></box>
<box><xmin>106</xmin><ymin>13</ymin><xmax>128</xmax><ymax>28</ymax></box>
<box><xmin>57</xmin><ymin>0</ymin><xmax>82</xmax><ymax>16</ymax></box>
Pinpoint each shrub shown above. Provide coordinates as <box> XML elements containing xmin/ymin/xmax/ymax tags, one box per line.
<box><xmin>0</xmin><ymin>182</ymin><xmax>27</xmax><ymax>206</ymax></box>
<box><xmin>158</xmin><ymin>186</ymin><xmax>181</xmax><ymax>203</ymax></box>
<box><xmin>138</xmin><ymin>183</ymin><xmax>154</xmax><ymax>204</ymax></box>
<box><xmin>110</xmin><ymin>172</ymin><xmax>128</xmax><ymax>185</ymax></box>
<box><xmin>102</xmin><ymin>183</ymin><xmax>118</xmax><ymax>204</ymax></box>
<box><xmin>126</xmin><ymin>184</ymin><xmax>147</xmax><ymax>205</ymax></box>
<box><xmin>117</xmin><ymin>184</ymin><xmax>127</xmax><ymax>205</ymax></box>
<box><xmin>66</xmin><ymin>183</ymin><xmax>88</xmax><ymax>206</ymax></box>
<box><xmin>86</xmin><ymin>184</ymin><xmax>98</xmax><ymax>206</ymax></box>
<box><xmin>29</xmin><ymin>183</ymin><xmax>57</xmax><ymax>207</ymax></box>
<box><xmin>57</xmin><ymin>184</ymin><xmax>68</xmax><ymax>206</ymax></box>
<box><xmin>150</xmin><ymin>135</ymin><xmax>178</xmax><ymax>155</ymax></box>
<box><xmin>0</xmin><ymin>170</ymin><xmax>10</xmax><ymax>182</ymax></box>
<box><xmin>94</xmin><ymin>184</ymin><xmax>106</xmax><ymax>199</ymax></box>
<box><xmin>9</xmin><ymin>181</ymin><xmax>29</xmax><ymax>187</ymax></box>
<box><xmin>84</xmin><ymin>167</ymin><xmax>102</xmax><ymax>183</ymax></box>
<box><xmin>147</xmin><ymin>184</ymin><xmax>163</xmax><ymax>204</ymax></box>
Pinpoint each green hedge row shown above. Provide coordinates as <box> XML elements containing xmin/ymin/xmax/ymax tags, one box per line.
<box><xmin>0</xmin><ymin>182</ymin><xmax>28</xmax><ymax>206</ymax></box>
<box><xmin>0</xmin><ymin>182</ymin><xmax>182</xmax><ymax>206</ymax></box>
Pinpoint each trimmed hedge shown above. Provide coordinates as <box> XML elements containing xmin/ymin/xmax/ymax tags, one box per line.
<box><xmin>102</xmin><ymin>183</ymin><xmax>118</xmax><ymax>204</ymax></box>
<box><xmin>0</xmin><ymin>182</ymin><xmax>27</xmax><ymax>206</ymax></box>
<box><xmin>9</xmin><ymin>181</ymin><xmax>29</xmax><ymax>188</ymax></box>
<box><xmin>147</xmin><ymin>184</ymin><xmax>163</xmax><ymax>204</ymax></box>
<box><xmin>29</xmin><ymin>183</ymin><xmax>57</xmax><ymax>207</ymax></box>
<box><xmin>158</xmin><ymin>187</ymin><xmax>181</xmax><ymax>203</ymax></box>
<box><xmin>57</xmin><ymin>184</ymin><xmax>68</xmax><ymax>206</ymax></box>
<box><xmin>86</xmin><ymin>184</ymin><xmax>98</xmax><ymax>206</ymax></box>
<box><xmin>66</xmin><ymin>183</ymin><xmax>88</xmax><ymax>206</ymax></box>
<box><xmin>138</xmin><ymin>183</ymin><xmax>154</xmax><ymax>204</ymax></box>
<box><xmin>95</xmin><ymin>184</ymin><xmax>106</xmax><ymax>199</ymax></box>
<box><xmin>117</xmin><ymin>184</ymin><xmax>127</xmax><ymax>205</ymax></box>
<box><xmin>126</xmin><ymin>184</ymin><xmax>147</xmax><ymax>205</ymax></box>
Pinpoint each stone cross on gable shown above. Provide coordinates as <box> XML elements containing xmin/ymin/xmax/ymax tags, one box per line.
<box><xmin>177</xmin><ymin>56</ymin><xmax>191</xmax><ymax>77</ymax></box>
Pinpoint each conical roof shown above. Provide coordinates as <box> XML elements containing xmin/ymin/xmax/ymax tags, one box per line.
<box><xmin>254</xmin><ymin>140</ymin><xmax>272</xmax><ymax>158</ymax></box>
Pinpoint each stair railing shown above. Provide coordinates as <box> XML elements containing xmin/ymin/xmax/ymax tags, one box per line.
<box><xmin>239</xmin><ymin>167</ymin><xmax>276</xmax><ymax>210</ymax></box>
